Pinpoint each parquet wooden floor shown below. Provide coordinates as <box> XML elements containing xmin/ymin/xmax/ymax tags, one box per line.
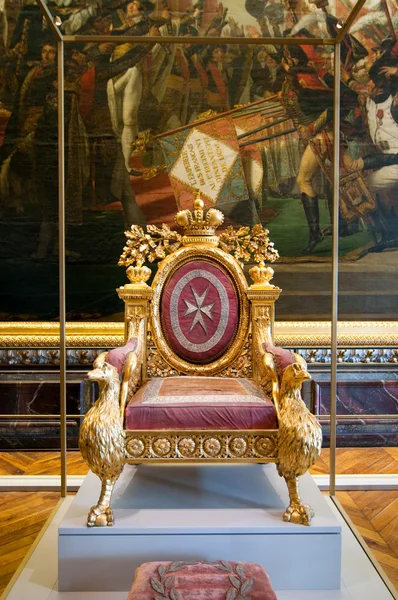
<box><xmin>312</xmin><ymin>447</ymin><xmax>398</xmax><ymax>475</ymax></box>
<box><xmin>0</xmin><ymin>491</ymin><xmax>60</xmax><ymax>596</ymax></box>
<box><xmin>336</xmin><ymin>490</ymin><xmax>398</xmax><ymax>592</ymax></box>
<box><xmin>1</xmin><ymin>447</ymin><xmax>398</xmax><ymax>476</ymax></box>
<box><xmin>0</xmin><ymin>451</ymin><xmax>89</xmax><ymax>476</ymax></box>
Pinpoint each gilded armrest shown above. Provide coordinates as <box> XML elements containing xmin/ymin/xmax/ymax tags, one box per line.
<box><xmin>119</xmin><ymin>319</ymin><xmax>146</xmax><ymax>420</ymax></box>
<box><xmin>89</xmin><ymin>319</ymin><xmax>147</xmax><ymax>420</ymax></box>
<box><xmin>258</xmin><ymin>349</ymin><xmax>281</xmax><ymax>416</ymax></box>
<box><xmin>251</xmin><ymin>310</ymin><xmax>280</xmax><ymax>414</ymax></box>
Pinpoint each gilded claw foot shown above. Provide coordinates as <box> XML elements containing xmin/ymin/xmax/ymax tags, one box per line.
<box><xmin>282</xmin><ymin>475</ymin><xmax>314</xmax><ymax>525</ymax></box>
<box><xmin>86</xmin><ymin>478</ymin><xmax>117</xmax><ymax>527</ymax></box>
<box><xmin>283</xmin><ymin>503</ymin><xmax>314</xmax><ymax>526</ymax></box>
<box><xmin>87</xmin><ymin>504</ymin><xmax>114</xmax><ymax>527</ymax></box>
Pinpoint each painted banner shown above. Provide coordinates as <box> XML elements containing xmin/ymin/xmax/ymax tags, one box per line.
<box><xmin>159</xmin><ymin>116</ymin><xmax>256</xmax><ymax>225</ymax></box>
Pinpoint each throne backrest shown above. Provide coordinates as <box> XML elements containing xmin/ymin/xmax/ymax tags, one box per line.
<box><xmin>150</xmin><ymin>241</ymin><xmax>250</xmax><ymax>376</ymax></box>
<box><xmin>117</xmin><ymin>194</ymin><xmax>281</xmax><ymax>379</ymax></box>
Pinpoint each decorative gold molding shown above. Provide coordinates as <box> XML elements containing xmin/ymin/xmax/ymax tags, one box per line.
<box><xmin>125</xmin><ymin>429</ymin><xmax>279</xmax><ymax>462</ymax></box>
<box><xmin>0</xmin><ymin>322</ymin><xmax>124</xmax><ymax>348</ymax></box>
<box><xmin>2</xmin><ymin>321</ymin><xmax>398</xmax><ymax>348</ymax></box>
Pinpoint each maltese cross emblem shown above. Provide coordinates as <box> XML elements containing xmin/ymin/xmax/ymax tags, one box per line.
<box><xmin>183</xmin><ymin>285</ymin><xmax>215</xmax><ymax>334</ymax></box>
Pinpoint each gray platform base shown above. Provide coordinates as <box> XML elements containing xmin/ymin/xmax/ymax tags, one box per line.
<box><xmin>58</xmin><ymin>464</ymin><xmax>341</xmax><ymax>592</ymax></box>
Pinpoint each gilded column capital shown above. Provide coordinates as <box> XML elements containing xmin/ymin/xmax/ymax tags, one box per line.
<box><xmin>246</xmin><ymin>285</ymin><xmax>282</xmax><ymax>303</ymax></box>
<box><xmin>117</xmin><ymin>283</ymin><xmax>153</xmax><ymax>302</ymax></box>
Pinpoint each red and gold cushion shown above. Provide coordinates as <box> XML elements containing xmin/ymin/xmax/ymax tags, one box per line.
<box><xmin>125</xmin><ymin>376</ymin><xmax>277</xmax><ymax>430</ymax></box>
<box><xmin>107</xmin><ymin>337</ymin><xmax>138</xmax><ymax>377</ymax></box>
<box><xmin>128</xmin><ymin>560</ymin><xmax>277</xmax><ymax>600</ymax></box>
<box><xmin>161</xmin><ymin>259</ymin><xmax>239</xmax><ymax>364</ymax></box>
<box><xmin>263</xmin><ymin>342</ymin><xmax>295</xmax><ymax>378</ymax></box>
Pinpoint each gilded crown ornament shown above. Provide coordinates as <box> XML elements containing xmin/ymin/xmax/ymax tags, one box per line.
<box><xmin>175</xmin><ymin>192</ymin><xmax>224</xmax><ymax>246</ymax></box>
<box><xmin>118</xmin><ymin>193</ymin><xmax>279</xmax><ymax>286</ymax></box>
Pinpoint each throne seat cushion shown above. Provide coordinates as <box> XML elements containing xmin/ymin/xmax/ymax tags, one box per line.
<box><xmin>128</xmin><ymin>560</ymin><xmax>277</xmax><ymax>600</ymax></box>
<box><xmin>125</xmin><ymin>376</ymin><xmax>277</xmax><ymax>430</ymax></box>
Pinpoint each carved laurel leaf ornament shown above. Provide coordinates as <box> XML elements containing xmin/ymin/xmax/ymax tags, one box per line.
<box><xmin>148</xmin><ymin>561</ymin><xmax>254</xmax><ymax>600</ymax></box>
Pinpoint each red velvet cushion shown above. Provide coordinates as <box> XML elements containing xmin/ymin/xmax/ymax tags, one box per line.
<box><xmin>263</xmin><ymin>342</ymin><xmax>295</xmax><ymax>378</ymax></box>
<box><xmin>161</xmin><ymin>260</ymin><xmax>239</xmax><ymax>364</ymax></box>
<box><xmin>128</xmin><ymin>560</ymin><xmax>277</xmax><ymax>600</ymax></box>
<box><xmin>125</xmin><ymin>377</ymin><xmax>277</xmax><ymax>430</ymax></box>
<box><xmin>107</xmin><ymin>337</ymin><xmax>138</xmax><ymax>377</ymax></box>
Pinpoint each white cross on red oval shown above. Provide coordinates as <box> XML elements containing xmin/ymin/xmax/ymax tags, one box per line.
<box><xmin>161</xmin><ymin>260</ymin><xmax>239</xmax><ymax>364</ymax></box>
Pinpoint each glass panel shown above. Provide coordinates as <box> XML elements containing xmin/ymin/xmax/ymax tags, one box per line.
<box><xmin>58</xmin><ymin>38</ymin><xmax>334</xmax><ymax>484</ymax></box>
<box><xmin>335</xmin><ymin>2</ymin><xmax>398</xmax><ymax>591</ymax></box>
<box><xmin>336</xmin><ymin>0</ymin><xmax>398</xmax><ymax>453</ymax></box>
<box><xmin>0</xmin><ymin>6</ymin><xmax>59</xmax><ymax>318</ymax></box>
<box><xmin>66</xmin><ymin>360</ymin><xmax>94</xmax><ymax>480</ymax></box>
<box><xmin>0</xmin><ymin>0</ymin><xmax>61</xmax><ymax>482</ymax></box>
<box><xmin>337</xmin><ymin>0</ymin><xmax>398</xmax><ymax>321</ymax></box>
<box><xmin>336</xmin><ymin>487</ymin><xmax>398</xmax><ymax>594</ymax></box>
<box><xmin>0</xmin><ymin>18</ymin><xmax>61</xmax><ymax>595</ymax></box>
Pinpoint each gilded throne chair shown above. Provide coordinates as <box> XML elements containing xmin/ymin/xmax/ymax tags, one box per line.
<box><xmin>79</xmin><ymin>194</ymin><xmax>322</xmax><ymax>528</ymax></box>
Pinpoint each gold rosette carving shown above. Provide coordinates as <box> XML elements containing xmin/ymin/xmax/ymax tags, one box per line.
<box><xmin>229</xmin><ymin>437</ymin><xmax>248</xmax><ymax>457</ymax></box>
<box><xmin>178</xmin><ymin>437</ymin><xmax>197</xmax><ymax>457</ymax></box>
<box><xmin>152</xmin><ymin>437</ymin><xmax>172</xmax><ymax>457</ymax></box>
<box><xmin>126</xmin><ymin>437</ymin><xmax>145</xmax><ymax>458</ymax></box>
<box><xmin>124</xmin><ymin>431</ymin><xmax>279</xmax><ymax>462</ymax></box>
<box><xmin>254</xmin><ymin>436</ymin><xmax>277</xmax><ymax>458</ymax></box>
<box><xmin>203</xmin><ymin>437</ymin><xmax>221</xmax><ymax>457</ymax></box>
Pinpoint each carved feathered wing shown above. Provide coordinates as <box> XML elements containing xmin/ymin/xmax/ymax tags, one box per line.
<box><xmin>277</xmin><ymin>362</ymin><xmax>322</xmax><ymax>480</ymax></box>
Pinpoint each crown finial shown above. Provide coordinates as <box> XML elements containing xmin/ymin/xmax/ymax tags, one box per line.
<box><xmin>175</xmin><ymin>192</ymin><xmax>224</xmax><ymax>246</ymax></box>
<box><xmin>194</xmin><ymin>190</ymin><xmax>204</xmax><ymax>211</ymax></box>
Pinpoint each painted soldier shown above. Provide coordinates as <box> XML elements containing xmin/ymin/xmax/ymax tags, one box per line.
<box><xmin>0</xmin><ymin>37</ymin><xmax>57</xmax><ymax>214</ymax></box>
<box><xmin>363</xmin><ymin>38</ymin><xmax>398</xmax><ymax>246</ymax></box>
<box><xmin>184</xmin><ymin>34</ymin><xmax>208</xmax><ymax>123</ymax></box>
<box><xmin>250</xmin><ymin>46</ymin><xmax>284</xmax><ymax>101</ymax></box>
<box><xmin>281</xmin><ymin>44</ymin><xmax>398</xmax><ymax>253</ymax></box>
<box><xmin>106</xmin><ymin>0</ymin><xmax>158</xmax><ymax>173</ymax></box>
<box><xmin>204</xmin><ymin>44</ymin><xmax>229</xmax><ymax>112</ymax></box>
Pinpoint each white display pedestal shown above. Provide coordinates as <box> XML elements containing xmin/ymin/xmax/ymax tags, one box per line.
<box><xmin>58</xmin><ymin>464</ymin><xmax>341</xmax><ymax>592</ymax></box>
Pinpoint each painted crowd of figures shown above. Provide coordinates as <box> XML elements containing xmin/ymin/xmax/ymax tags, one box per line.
<box><xmin>0</xmin><ymin>0</ymin><xmax>397</xmax><ymax>261</ymax></box>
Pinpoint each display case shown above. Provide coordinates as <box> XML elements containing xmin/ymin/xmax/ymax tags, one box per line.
<box><xmin>0</xmin><ymin>0</ymin><xmax>397</xmax><ymax>593</ymax></box>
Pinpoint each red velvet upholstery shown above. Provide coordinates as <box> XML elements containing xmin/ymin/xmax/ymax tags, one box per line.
<box><xmin>161</xmin><ymin>259</ymin><xmax>239</xmax><ymax>364</ymax></box>
<box><xmin>128</xmin><ymin>560</ymin><xmax>277</xmax><ymax>600</ymax></box>
<box><xmin>107</xmin><ymin>337</ymin><xmax>138</xmax><ymax>377</ymax></box>
<box><xmin>125</xmin><ymin>377</ymin><xmax>277</xmax><ymax>430</ymax></box>
<box><xmin>263</xmin><ymin>342</ymin><xmax>295</xmax><ymax>378</ymax></box>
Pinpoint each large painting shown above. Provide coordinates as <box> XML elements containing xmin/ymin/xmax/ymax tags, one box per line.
<box><xmin>0</xmin><ymin>0</ymin><xmax>397</xmax><ymax>321</ymax></box>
